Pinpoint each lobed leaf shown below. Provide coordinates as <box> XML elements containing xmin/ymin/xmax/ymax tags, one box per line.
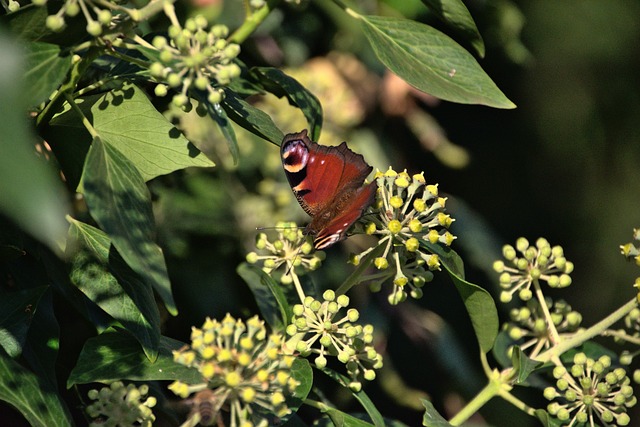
<box><xmin>357</xmin><ymin>14</ymin><xmax>515</xmax><ymax>108</ymax></box>
<box><xmin>23</xmin><ymin>42</ymin><xmax>72</xmax><ymax>108</ymax></box>
<box><xmin>0</xmin><ymin>286</ymin><xmax>48</xmax><ymax>358</ymax></box>
<box><xmin>0</xmin><ymin>349</ymin><xmax>73</xmax><ymax>427</ymax></box>
<box><xmin>67</xmin><ymin>218</ymin><xmax>161</xmax><ymax>360</ymax></box>
<box><xmin>82</xmin><ymin>136</ymin><xmax>177</xmax><ymax>315</ymax></box>
<box><xmin>68</xmin><ymin>329</ymin><xmax>201</xmax><ymax>387</ymax></box>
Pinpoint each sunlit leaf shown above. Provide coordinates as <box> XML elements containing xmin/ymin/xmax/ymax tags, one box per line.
<box><xmin>82</xmin><ymin>136</ymin><xmax>176</xmax><ymax>315</ymax></box>
<box><xmin>23</xmin><ymin>42</ymin><xmax>71</xmax><ymax>108</ymax></box>
<box><xmin>0</xmin><ymin>286</ymin><xmax>47</xmax><ymax>357</ymax></box>
<box><xmin>357</xmin><ymin>14</ymin><xmax>515</xmax><ymax>108</ymax></box>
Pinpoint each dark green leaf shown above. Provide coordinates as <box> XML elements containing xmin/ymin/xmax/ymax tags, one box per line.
<box><xmin>0</xmin><ymin>35</ymin><xmax>69</xmax><ymax>253</ymax></box>
<box><xmin>424</xmin><ymin>242</ymin><xmax>498</xmax><ymax>353</ymax></box>
<box><xmin>22</xmin><ymin>289</ymin><xmax>59</xmax><ymax>389</ymax></box>
<box><xmin>237</xmin><ymin>263</ymin><xmax>292</xmax><ymax>331</ymax></box>
<box><xmin>279</xmin><ymin>358</ymin><xmax>313</xmax><ymax>424</ymax></box>
<box><xmin>206</xmin><ymin>100</ymin><xmax>239</xmax><ymax>164</ymax></box>
<box><xmin>421</xmin><ymin>399</ymin><xmax>452</xmax><ymax>426</ymax></box>
<box><xmin>82</xmin><ymin>136</ymin><xmax>177</xmax><ymax>315</ymax></box>
<box><xmin>222</xmin><ymin>90</ymin><xmax>284</xmax><ymax>144</ymax></box>
<box><xmin>251</xmin><ymin>67</ymin><xmax>323</xmax><ymax>140</ymax></box>
<box><xmin>421</xmin><ymin>0</ymin><xmax>485</xmax><ymax>57</ymax></box>
<box><xmin>23</xmin><ymin>42</ymin><xmax>72</xmax><ymax>108</ymax></box>
<box><xmin>68</xmin><ymin>218</ymin><xmax>161</xmax><ymax>360</ymax></box>
<box><xmin>68</xmin><ymin>329</ymin><xmax>201</xmax><ymax>387</ymax></box>
<box><xmin>0</xmin><ymin>348</ymin><xmax>73</xmax><ymax>427</ymax></box>
<box><xmin>510</xmin><ymin>346</ymin><xmax>543</xmax><ymax>384</ymax></box>
<box><xmin>358</xmin><ymin>15</ymin><xmax>515</xmax><ymax>108</ymax></box>
<box><xmin>321</xmin><ymin>368</ymin><xmax>385</xmax><ymax>427</ymax></box>
<box><xmin>323</xmin><ymin>408</ymin><xmax>375</xmax><ymax>427</ymax></box>
<box><xmin>0</xmin><ymin>286</ymin><xmax>47</xmax><ymax>357</ymax></box>
<box><xmin>492</xmin><ymin>330</ymin><xmax>514</xmax><ymax>368</ymax></box>
<box><xmin>534</xmin><ymin>409</ymin><xmax>564</xmax><ymax>427</ymax></box>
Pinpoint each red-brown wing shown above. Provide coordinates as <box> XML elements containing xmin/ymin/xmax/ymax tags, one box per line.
<box><xmin>281</xmin><ymin>131</ymin><xmax>372</xmax><ymax>217</ymax></box>
<box><xmin>311</xmin><ymin>181</ymin><xmax>377</xmax><ymax>249</ymax></box>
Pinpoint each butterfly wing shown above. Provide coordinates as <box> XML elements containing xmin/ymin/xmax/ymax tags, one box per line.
<box><xmin>281</xmin><ymin>130</ymin><xmax>372</xmax><ymax>216</ymax></box>
<box><xmin>310</xmin><ymin>181</ymin><xmax>377</xmax><ymax>249</ymax></box>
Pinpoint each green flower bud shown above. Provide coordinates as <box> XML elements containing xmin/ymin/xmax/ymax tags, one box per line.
<box><xmin>86</xmin><ymin>21</ymin><xmax>102</xmax><ymax>37</ymax></box>
<box><xmin>65</xmin><ymin>2</ymin><xmax>79</xmax><ymax>16</ymax></box>
<box><xmin>45</xmin><ymin>15</ymin><xmax>65</xmax><ymax>32</ymax></box>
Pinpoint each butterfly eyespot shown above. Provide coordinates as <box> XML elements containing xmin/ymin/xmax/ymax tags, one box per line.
<box><xmin>281</xmin><ymin>130</ymin><xmax>377</xmax><ymax>250</ymax></box>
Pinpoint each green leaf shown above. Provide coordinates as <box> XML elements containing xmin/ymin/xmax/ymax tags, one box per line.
<box><xmin>0</xmin><ymin>35</ymin><xmax>69</xmax><ymax>253</ymax></box>
<box><xmin>237</xmin><ymin>263</ymin><xmax>292</xmax><ymax>331</ymax></box>
<box><xmin>206</xmin><ymin>100</ymin><xmax>239</xmax><ymax>164</ymax></box>
<box><xmin>421</xmin><ymin>399</ymin><xmax>452</xmax><ymax>426</ymax></box>
<box><xmin>278</xmin><ymin>358</ymin><xmax>312</xmax><ymax>424</ymax></box>
<box><xmin>425</xmin><ymin>243</ymin><xmax>498</xmax><ymax>353</ymax></box>
<box><xmin>321</xmin><ymin>368</ymin><xmax>385</xmax><ymax>427</ymax></box>
<box><xmin>357</xmin><ymin>14</ymin><xmax>515</xmax><ymax>108</ymax></box>
<box><xmin>222</xmin><ymin>90</ymin><xmax>284</xmax><ymax>144</ymax></box>
<box><xmin>421</xmin><ymin>0</ymin><xmax>485</xmax><ymax>57</ymax></box>
<box><xmin>68</xmin><ymin>218</ymin><xmax>161</xmax><ymax>360</ymax></box>
<box><xmin>48</xmin><ymin>83</ymin><xmax>214</xmax><ymax>186</ymax></box>
<box><xmin>82</xmin><ymin>136</ymin><xmax>177</xmax><ymax>315</ymax></box>
<box><xmin>0</xmin><ymin>348</ymin><xmax>73</xmax><ymax>427</ymax></box>
<box><xmin>23</xmin><ymin>42</ymin><xmax>72</xmax><ymax>108</ymax></box>
<box><xmin>323</xmin><ymin>408</ymin><xmax>375</xmax><ymax>427</ymax></box>
<box><xmin>534</xmin><ymin>409</ymin><xmax>564</xmax><ymax>427</ymax></box>
<box><xmin>0</xmin><ymin>286</ymin><xmax>48</xmax><ymax>357</ymax></box>
<box><xmin>68</xmin><ymin>329</ymin><xmax>201</xmax><ymax>387</ymax></box>
<box><xmin>510</xmin><ymin>346</ymin><xmax>543</xmax><ymax>384</ymax></box>
<box><xmin>22</xmin><ymin>289</ymin><xmax>60</xmax><ymax>389</ymax></box>
<box><xmin>251</xmin><ymin>67</ymin><xmax>323</xmax><ymax>140</ymax></box>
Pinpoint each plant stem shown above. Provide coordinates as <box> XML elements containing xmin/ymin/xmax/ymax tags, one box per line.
<box><xmin>229</xmin><ymin>0</ymin><xmax>282</xmax><ymax>44</ymax></box>
<box><xmin>335</xmin><ymin>243</ymin><xmax>385</xmax><ymax>296</ymax></box>
<box><xmin>449</xmin><ymin>372</ymin><xmax>510</xmax><ymax>426</ymax></box>
<box><xmin>533</xmin><ymin>279</ymin><xmax>561</xmax><ymax>345</ymax></box>
<box><xmin>537</xmin><ymin>297</ymin><xmax>638</xmax><ymax>363</ymax></box>
<box><xmin>64</xmin><ymin>93</ymin><xmax>99</xmax><ymax>139</ymax></box>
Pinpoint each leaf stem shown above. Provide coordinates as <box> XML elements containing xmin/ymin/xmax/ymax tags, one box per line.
<box><xmin>228</xmin><ymin>0</ymin><xmax>282</xmax><ymax>44</ymax></box>
<box><xmin>64</xmin><ymin>93</ymin><xmax>99</xmax><ymax>139</ymax></box>
<box><xmin>537</xmin><ymin>297</ymin><xmax>638</xmax><ymax>363</ymax></box>
<box><xmin>335</xmin><ymin>243</ymin><xmax>385</xmax><ymax>296</ymax></box>
<box><xmin>449</xmin><ymin>370</ymin><xmax>512</xmax><ymax>426</ymax></box>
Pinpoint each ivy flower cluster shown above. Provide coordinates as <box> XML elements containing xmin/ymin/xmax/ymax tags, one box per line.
<box><xmin>504</xmin><ymin>297</ymin><xmax>582</xmax><ymax>358</ymax></box>
<box><xmin>149</xmin><ymin>15</ymin><xmax>241</xmax><ymax>108</ymax></box>
<box><xmin>86</xmin><ymin>381</ymin><xmax>156</xmax><ymax>427</ymax></box>
<box><xmin>246</xmin><ymin>221</ymin><xmax>325</xmax><ymax>284</ymax></box>
<box><xmin>353</xmin><ymin>168</ymin><xmax>455</xmax><ymax>305</ymax></box>
<box><xmin>169</xmin><ymin>314</ymin><xmax>299</xmax><ymax>427</ymax></box>
<box><xmin>544</xmin><ymin>353</ymin><xmax>636</xmax><ymax>427</ymax></box>
<box><xmin>285</xmin><ymin>290</ymin><xmax>383</xmax><ymax>391</ymax></box>
<box><xmin>32</xmin><ymin>0</ymin><xmax>121</xmax><ymax>36</ymax></box>
<box><xmin>493</xmin><ymin>237</ymin><xmax>574</xmax><ymax>303</ymax></box>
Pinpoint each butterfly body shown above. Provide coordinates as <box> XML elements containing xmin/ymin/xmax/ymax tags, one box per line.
<box><xmin>281</xmin><ymin>130</ymin><xmax>376</xmax><ymax>249</ymax></box>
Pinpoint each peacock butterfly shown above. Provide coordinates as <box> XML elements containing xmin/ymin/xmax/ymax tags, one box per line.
<box><xmin>281</xmin><ymin>130</ymin><xmax>377</xmax><ymax>249</ymax></box>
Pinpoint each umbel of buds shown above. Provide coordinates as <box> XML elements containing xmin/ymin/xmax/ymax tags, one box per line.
<box><xmin>149</xmin><ymin>15</ymin><xmax>241</xmax><ymax>108</ymax></box>
<box><xmin>86</xmin><ymin>381</ymin><xmax>156</xmax><ymax>427</ymax></box>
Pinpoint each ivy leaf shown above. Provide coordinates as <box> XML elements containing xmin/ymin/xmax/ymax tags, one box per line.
<box><xmin>206</xmin><ymin>100</ymin><xmax>239</xmax><ymax>164</ymax></box>
<box><xmin>222</xmin><ymin>90</ymin><xmax>284</xmax><ymax>144</ymax></box>
<box><xmin>0</xmin><ymin>349</ymin><xmax>73</xmax><ymax>427</ymax></box>
<box><xmin>68</xmin><ymin>218</ymin><xmax>161</xmax><ymax>360</ymax></box>
<box><xmin>357</xmin><ymin>14</ymin><xmax>515</xmax><ymax>108</ymax></box>
<box><xmin>82</xmin><ymin>136</ymin><xmax>176</xmax><ymax>315</ymax></box>
<box><xmin>250</xmin><ymin>67</ymin><xmax>323</xmax><ymax>140</ymax></box>
<box><xmin>47</xmin><ymin>83</ymin><xmax>214</xmax><ymax>189</ymax></box>
<box><xmin>68</xmin><ymin>329</ymin><xmax>201</xmax><ymax>386</ymax></box>
<box><xmin>0</xmin><ymin>286</ymin><xmax>48</xmax><ymax>358</ymax></box>
<box><xmin>424</xmin><ymin>242</ymin><xmax>498</xmax><ymax>353</ymax></box>
<box><xmin>511</xmin><ymin>346</ymin><xmax>544</xmax><ymax>384</ymax></box>
<box><xmin>23</xmin><ymin>42</ymin><xmax>72</xmax><ymax>108</ymax></box>
<box><xmin>421</xmin><ymin>399</ymin><xmax>452</xmax><ymax>426</ymax></box>
<box><xmin>237</xmin><ymin>263</ymin><xmax>291</xmax><ymax>332</ymax></box>
<box><xmin>421</xmin><ymin>0</ymin><xmax>485</xmax><ymax>57</ymax></box>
